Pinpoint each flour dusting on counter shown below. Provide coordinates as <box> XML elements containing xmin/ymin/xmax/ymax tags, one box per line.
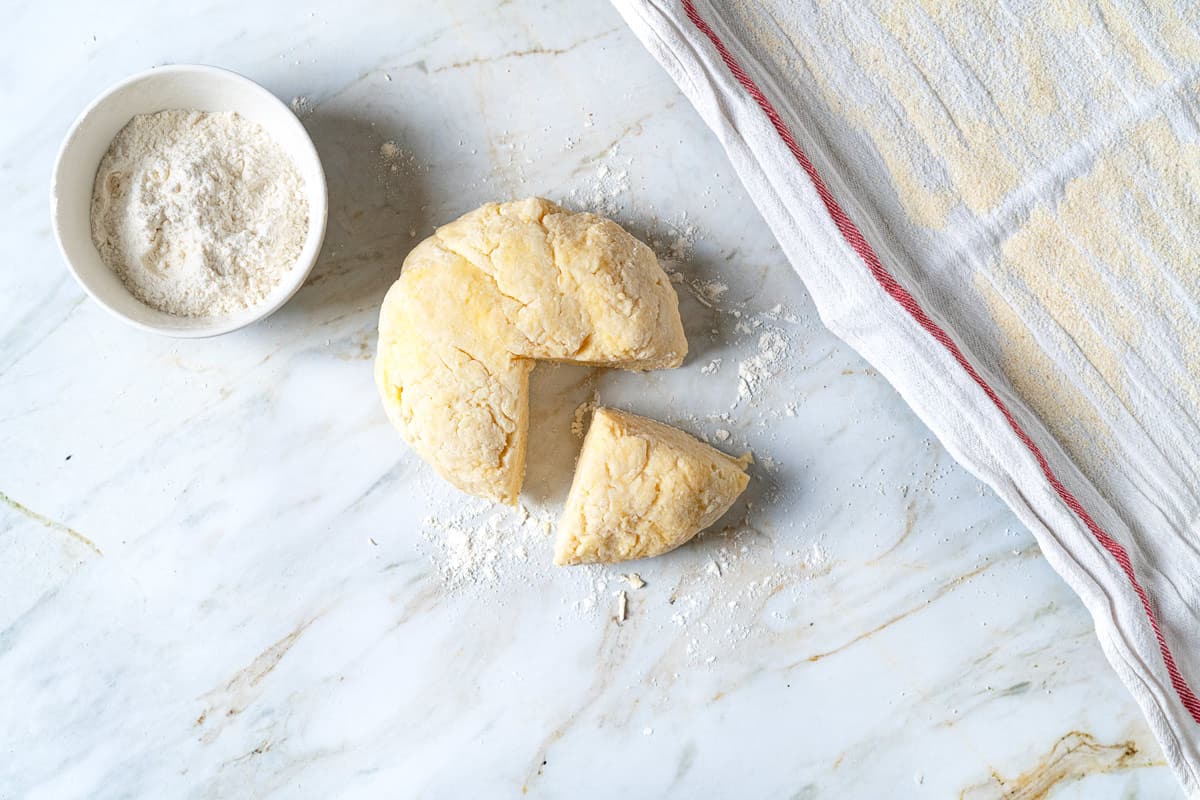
<box><xmin>735</xmin><ymin>329</ymin><xmax>790</xmax><ymax>407</ymax></box>
<box><xmin>379</xmin><ymin>139</ymin><xmax>420</xmax><ymax>175</ymax></box>
<box><xmin>421</xmin><ymin>501</ymin><xmax>554</xmax><ymax>590</ymax></box>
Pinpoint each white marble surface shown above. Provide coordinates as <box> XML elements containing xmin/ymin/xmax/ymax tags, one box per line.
<box><xmin>0</xmin><ymin>1</ymin><xmax>1182</xmax><ymax>797</ymax></box>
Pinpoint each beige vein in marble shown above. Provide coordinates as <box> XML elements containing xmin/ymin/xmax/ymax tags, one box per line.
<box><xmin>0</xmin><ymin>489</ymin><xmax>102</xmax><ymax>556</ymax></box>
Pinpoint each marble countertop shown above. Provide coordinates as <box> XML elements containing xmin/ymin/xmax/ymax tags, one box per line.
<box><xmin>0</xmin><ymin>1</ymin><xmax>1180</xmax><ymax>797</ymax></box>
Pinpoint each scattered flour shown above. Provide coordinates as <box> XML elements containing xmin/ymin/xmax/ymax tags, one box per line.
<box><xmin>379</xmin><ymin>140</ymin><xmax>419</xmax><ymax>175</ymax></box>
<box><xmin>689</xmin><ymin>279</ymin><xmax>729</xmax><ymax>308</ymax></box>
<box><xmin>567</xmin><ymin>145</ymin><xmax>633</xmax><ymax>217</ymax></box>
<box><xmin>416</xmin><ymin>492</ymin><xmax>832</xmax><ymax>668</ymax></box>
<box><xmin>735</xmin><ymin>329</ymin><xmax>790</xmax><ymax>407</ymax></box>
<box><xmin>420</xmin><ymin>497</ymin><xmax>627</xmax><ymax>617</ymax></box>
<box><xmin>656</xmin><ymin>530</ymin><xmax>833</xmax><ymax>665</ymax></box>
<box><xmin>798</xmin><ymin>540</ymin><xmax>830</xmax><ymax>575</ymax></box>
<box><xmin>421</xmin><ymin>501</ymin><xmax>553</xmax><ymax>590</ymax></box>
<box><xmin>649</xmin><ymin>215</ymin><xmax>699</xmax><ymax>262</ymax></box>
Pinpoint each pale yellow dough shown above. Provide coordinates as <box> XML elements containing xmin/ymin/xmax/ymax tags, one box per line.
<box><xmin>554</xmin><ymin>408</ymin><xmax>751</xmax><ymax>566</ymax></box>
<box><xmin>375</xmin><ymin>198</ymin><xmax>687</xmax><ymax>505</ymax></box>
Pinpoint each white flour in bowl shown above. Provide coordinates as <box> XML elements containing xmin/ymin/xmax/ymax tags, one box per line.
<box><xmin>90</xmin><ymin>110</ymin><xmax>309</xmax><ymax>317</ymax></box>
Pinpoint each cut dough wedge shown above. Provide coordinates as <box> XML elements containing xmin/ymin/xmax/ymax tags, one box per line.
<box><xmin>376</xmin><ymin>199</ymin><xmax>686</xmax><ymax>504</ymax></box>
<box><xmin>554</xmin><ymin>408</ymin><xmax>752</xmax><ymax>566</ymax></box>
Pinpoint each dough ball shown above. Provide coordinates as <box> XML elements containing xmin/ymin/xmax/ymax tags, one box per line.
<box><xmin>376</xmin><ymin>199</ymin><xmax>687</xmax><ymax>504</ymax></box>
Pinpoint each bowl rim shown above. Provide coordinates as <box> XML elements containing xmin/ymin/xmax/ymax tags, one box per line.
<box><xmin>50</xmin><ymin>63</ymin><xmax>329</xmax><ymax>339</ymax></box>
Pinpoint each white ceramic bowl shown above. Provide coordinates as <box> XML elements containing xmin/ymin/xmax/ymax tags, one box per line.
<box><xmin>50</xmin><ymin>64</ymin><xmax>328</xmax><ymax>338</ymax></box>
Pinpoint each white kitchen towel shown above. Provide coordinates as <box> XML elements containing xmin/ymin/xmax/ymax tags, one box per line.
<box><xmin>612</xmin><ymin>0</ymin><xmax>1200</xmax><ymax>792</ymax></box>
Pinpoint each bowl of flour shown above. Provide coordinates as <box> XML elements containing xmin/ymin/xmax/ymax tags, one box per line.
<box><xmin>51</xmin><ymin>65</ymin><xmax>328</xmax><ymax>337</ymax></box>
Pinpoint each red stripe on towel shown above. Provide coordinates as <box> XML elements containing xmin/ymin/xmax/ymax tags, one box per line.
<box><xmin>680</xmin><ymin>0</ymin><xmax>1200</xmax><ymax>723</ymax></box>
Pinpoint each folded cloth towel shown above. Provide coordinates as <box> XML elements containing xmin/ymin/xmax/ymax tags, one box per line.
<box><xmin>612</xmin><ymin>0</ymin><xmax>1200</xmax><ymax>792</ymax></box>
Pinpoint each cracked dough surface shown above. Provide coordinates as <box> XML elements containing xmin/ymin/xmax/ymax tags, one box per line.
<box><xmin>376</xmin><ymin>198</ymin><xmax>687</xmax><ymax>505</ymax></box>
<box><xmin>554</xmin><ymin>408</ymin><xmax>751</xmax><ymax>566</ymax></box>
